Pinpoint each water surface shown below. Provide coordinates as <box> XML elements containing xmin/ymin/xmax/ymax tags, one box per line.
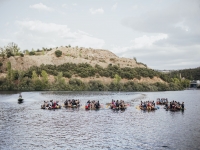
<box><xmin>0</xmin><ymin>90</ymin><xmax>200</xmax><ymax>150</ymax></box>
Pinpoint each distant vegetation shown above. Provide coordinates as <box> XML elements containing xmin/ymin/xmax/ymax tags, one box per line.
<box><xmin>170</xmin><ymin>67</ymin><xmax>200</xmax><ymax>80</ymax></box>
<box><xmin>0</xmin><ymin>62</ymin><xmax>190</xmax><ymax>91</ymax></box>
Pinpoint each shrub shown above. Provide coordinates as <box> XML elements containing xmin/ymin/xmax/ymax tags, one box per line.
<box><xmin>0</xmin><ymin>62</ymin><xmax>2</xmax><ymax>67</ymax></box>
<box><xmin>55</xmin><ymin>50</ymin><xmax>62</xmax><ymax>57</ymax></box>
<box><xmin>7</xmin><ymin>51</ymin><xmax>14</xmax><ymax>58</ymax></box>
<box><xmin>20</xmin><ymin>53</ymin><xmax>24</xmax><ymax>57</ymax></box>
<box><xmin>29</xmin><ymin>51</ymin><xmax>35</xmax><ymax>55</ymax></box>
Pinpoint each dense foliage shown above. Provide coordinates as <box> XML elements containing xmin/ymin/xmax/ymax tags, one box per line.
<box><xmin>170</xmin><ymin>67</ymin><xmax>200</xmax><ymax>80</ymax></box>
<box><xmin>55</xmin><ymin>50</ymin><xmax>62</xmax><ymax>57</ymax></box>
<box><xmin>0</xmin><ymin>62</ymin><xmax>190</xmax><ymax>91</ymax></box>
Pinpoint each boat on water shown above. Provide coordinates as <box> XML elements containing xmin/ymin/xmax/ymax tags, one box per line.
<box><xmin>136</xmin><ymin>105</ymin><xmax>159</xmax><ymax>111</ymax></box>
<box><xmin>64</xmin><ymin>99</ymin><xmax>80</xmax><ymax>108</ymax></box>
<box><xmin>110</xmin><ymin>105</ymin><xmax>127</xmax><ymax>110</ymax></box>
<box><xmin>85</xmin><ymin>100</ymin><xmax>101</xmax><ymax>110</ymax></box>
<box><xmin>18</xmin><ymin>93</ymin><xmax>23</xmax><ymax>102</ymax></box>
<box><xmin>64</xmin><ymin>104</ymin><xmax>80</xmax><ymax>108</ymax></box>
<box><xmin>109</xmin><ymin>100</ymin><xmax>128</xmax><ymax>110</ymax></box>
<box><xmin>164</xmin><ymin>106</ymin><xmax>185</xmax><ymax>111</ymax></box>
<box><xmin>18</xmin><ymin>98</ymin><xmax>24</xmax><ymax>102</ymax></box>
<box><xmin>41</xmin><ymin>105</ymin><xmax>61</xmax><ymax>110</ymax></box>
<box><xmin>41</xmin><ymin>100</ymin><xmax>61</xmax><ymax>110</ymax></box>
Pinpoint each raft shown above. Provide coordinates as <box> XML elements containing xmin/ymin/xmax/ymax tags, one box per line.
<box><xmin>64</xmin><ymin>104</ymin><xmax>80</xmax><ymax>108</ymax></box>
<box><xmin>85</xmin><ymin>104</ymin><xmax>102</xmax><ymax>110</ymax></box>
<box><xmin>136</xmin><ymin>105</ymin><xmax>159</xmax><ymax>110</ymax></box>
<box><xmin>41</xmin><ymin>105</ymin><xmax>61</xmax><ymax>110</ymax></box>
<box><xmin>18</xmin><ymin>98</ymin><xmax>23</xmax><ymax>102</ymax></box>
<box><xmin>156</xmin><ymin>101</ymin><xmax>167</xmax><ymax>105</ymax></box>
<box><xmin>164</xmin><ymin>107</ymin><xmax>185</xmax><ymax>111</ymax></box>
<box><xmin>110</xmin><ymin>105</ymin><xmax>127</xmax><ymax>110</ymax></box>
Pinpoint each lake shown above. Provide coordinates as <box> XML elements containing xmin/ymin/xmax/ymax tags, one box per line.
<box><xmin>0</xmin><ymin>90</ymin><xmax>200</xmax><ymax>150</ymax></box>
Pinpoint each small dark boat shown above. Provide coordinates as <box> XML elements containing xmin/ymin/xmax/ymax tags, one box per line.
<box><xmin>18</xmin><ymin>98</ymin><xmax>23</xmax><ymax>102</ymax></box>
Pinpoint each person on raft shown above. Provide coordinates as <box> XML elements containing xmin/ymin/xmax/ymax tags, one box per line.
<box><xmin>139</xmin><ymin>101</ymin><xmax>155</xmax><ymax>110</ymax></box>
<box><xmin>42</xmin><ymin>100</ymin><xmax>61</xmax><ymax>109</ymax></box>
<box><xmin>85</xmin><ymin>100</ymin><xmax>100</xmax><ymax>110</ymax></box>
<box><xmin>19</xmin><ymin>93</ymin><xmax>22</xmax><ymax>99</ymax></box>
<box><xmin>110</xmin><ymin>100</ymin><xmax>126</xmax><ymax>109</ymax></box>
<box><xmin>64</xmin><ymin>99</ymin><xmax>80</xmax><ymax>107</ymax></box>
<box><xmin>165</xmin><ymin>100</ymin><xmax>184</xmax><ymax>110</ymax></box>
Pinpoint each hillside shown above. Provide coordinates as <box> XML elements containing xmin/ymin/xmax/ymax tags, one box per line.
<box><xmin>0</xmin><ymin>46</ymin><xmax>145</xmax><ymax>71</ymax></box>
<box><xmin>0</xmin><ymin>46</ymin><xmax>189</xmax><ymax>91</ymax></box>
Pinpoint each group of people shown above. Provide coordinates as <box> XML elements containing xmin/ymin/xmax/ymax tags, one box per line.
<box><xmin>64</xmin><ymin>99</ymin><xmax>80</xmax><ymax>108</ymax></box>
<box><xmin>139</xmin><ymin>101</ymin><xmax>156</xmax><ymax>110</ymax></box>
<box><xmin>110</xmin><ymin>99</ymin><xmax>127</xmax><ymax>109</ymax></box>
<box><xmin>156</xmin><ymin>98</ymin><xmax>168</xmax><ymax>105</ymax></box>
<box><xmin>41</xmin><ymin>100</ymin><xmax>61</xmax><ymax>109</ymax></box>
<box><xmin>85</xmin><ymin>100</ymin><xmax>100</xmax><ymax>110</ymax></box>
<box><xmin>165</xmin><ymin>100</ymin><xmax>184</xmax><ymax>110</ymax></box>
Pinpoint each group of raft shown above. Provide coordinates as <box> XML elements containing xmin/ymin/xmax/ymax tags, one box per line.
<box><xmin>41</xmin><ymin>98</ymin><xmax>185</xmax><ymax>112</ymax></box>
<box><xmin>137</xmin><ymin>98</ymin><xmax>185</xmax><ymax>111</ymax></box>
<box><xmin>156</xmin><ymin>98</ymin><xmax>185</xmax><ymax>111</ymax></box>
<box><xmin>41</xmin><ymin>99</ymin><xmax>128</xmax><ymax>110</ymax></box>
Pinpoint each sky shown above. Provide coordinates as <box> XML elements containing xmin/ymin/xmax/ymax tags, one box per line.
<box><xmin>0</xmin><ymin>0</ymin><xmax>200</xmax><ymax>70</ymax></box>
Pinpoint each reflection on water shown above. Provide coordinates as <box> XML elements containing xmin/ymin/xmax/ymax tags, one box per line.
<box><xmin>0</xmin><ymin>91</ymin><xmax>200</xmax><ymax>150</ymax></box>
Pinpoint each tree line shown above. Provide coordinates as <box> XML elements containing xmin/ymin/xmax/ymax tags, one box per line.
<box><xmin>170</xmin><ymin>67</ymin><xmax>200</xmax><ymax>80</ymax></box>
<box><xmin>0</xmin><ymin>62</ymin><xmax>190</xmax><ymax>91</ymax></box>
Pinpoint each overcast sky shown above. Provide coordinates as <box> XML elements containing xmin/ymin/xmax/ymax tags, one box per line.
<box><xmin>0</xmin><ymin>0</ymin><xmax>199</xmax><ymax>70</ymax></box>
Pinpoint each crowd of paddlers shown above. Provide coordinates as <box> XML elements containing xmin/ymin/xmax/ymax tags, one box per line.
<box><xmin>41</xmin><ymin>100</ymin><xmax>61</xmax><ymax>109</ymax></box>
<box><xmin>85</xmin><ymin>100</ymin><xmax>101</xmax><ymax>110</ymax></box>
<box><xmin>139</xmin><ymin>101</ymin><xmax>157</xmax><ymax>110</ymax></box>
<box><xmin>110</xmin><ymin>100</ymin><xmax>127</xmax><ymax>110</ymax></box>
<box><xmin>164</xmin><ymin>100</ymin><xmax>184</xmax><ymax>111</ymax></box>
<box><xmin>40</xmin><ymin>98</ymin><xmax>185</xmax><ymax>112</ymax></box>
<box><xmin>64</xmin><ymin>99</ymin><xmax>80</xmax><ymax>107</ymax></box>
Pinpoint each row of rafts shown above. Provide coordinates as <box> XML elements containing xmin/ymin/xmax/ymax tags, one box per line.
<box><xmin>40</xmin><ymin>99</ymin><xmax>129</xmax><ymax>110</ymax></box>
<box><xmin>18</xmin><ymin>97</ymin><xmax>185</xmax><ymax>111</ymax></box>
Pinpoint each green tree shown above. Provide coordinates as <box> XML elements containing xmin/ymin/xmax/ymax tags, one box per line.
<box><xmin>41</xmin><ymin>70</ymin><xmax>49</xmax><ymax>89</ymax></box>
<box><xmin>32</xmin><ymin>71</ymin><xmax>38</xmax><ymax>80</ymax></box>
<box><xmin>55</xmin><ymin>50</ymin><xmax>62</xmax><ymax>57</ymax></box>
<box><xmin>114</xmin><ymin>74</ymin><xmax>121</xmax><ymax>84</ymax></box>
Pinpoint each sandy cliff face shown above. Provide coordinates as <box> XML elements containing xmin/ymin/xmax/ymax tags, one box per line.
<box><xmin>0</xmin><ymin>46</ymin><xmax>145</xmax><ymax>71</ymax></box>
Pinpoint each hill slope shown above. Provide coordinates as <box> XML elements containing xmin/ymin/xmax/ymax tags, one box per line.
<box><xmin>0</xmin><ymin>46</ymin><xmax>146</xmax><ymax>71</ymax></box>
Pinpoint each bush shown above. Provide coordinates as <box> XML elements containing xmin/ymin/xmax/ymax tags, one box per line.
<box><xmin>0</xmin><ymin>62</ymin><xmax>2</xmax><ymax>67</ymax></box>
<box><xmin>29</xmin><ymin>51</ymin><xmax>35</xmax><ymax>55</ymax></box>
<box><xmin>55</xmin><ymin>50</ymin><xmax>62</xmax><ymax>57</ymax></box>
<box><xmin>7</xmin><ymin>51</ymin><xmax>14</xmax><ymax>58</ymax></box>
<box><xmin>20</xmin><ymin>53</ymin><xmax>24</xmax><ymax>57</ymax></box>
